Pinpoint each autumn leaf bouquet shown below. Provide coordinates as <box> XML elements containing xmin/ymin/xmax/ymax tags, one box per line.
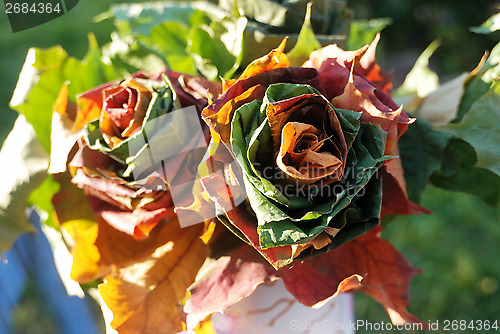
<box><xmin>2</xmin><ymin>1</ymin><xmax>500</xmax><ymax>333</ymax></box>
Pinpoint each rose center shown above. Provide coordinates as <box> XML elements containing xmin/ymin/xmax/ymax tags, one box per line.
<box><xmin>99</xmin><ymin>78</ymin><xmax>152</xmax><ymax>148</ymax></box>
<box><xmin>295</xmin><ymin>132</ymin><xmax>325</xmax><ymax>153</ymax></box>
<box><xmin>276</xmin><ymin>122</ymin><xmax>343</xmax><ymax>185</ymax></box>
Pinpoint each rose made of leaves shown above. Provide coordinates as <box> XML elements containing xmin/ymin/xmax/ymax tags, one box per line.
<box><xmin>98</xmin><ymin>77</ymin><xmax>153</xmax><ymax>148</ymax></box>
<box><xmin>303</xmin><ymin>34</ymin><xmax>429</xmax><ymax>217</ymax></box>
<box><xmin>51</xmin><ymin>71</ymin><xmax>220</xmax><ymax>282</ymax></box>
<box><xmin>75</xmin><ymin>74</ymin><xmax>179</xmax><ymax>238</ymax></box>
<box><xmin>196</xmin><ymin>39</ymin><xmax>403</xmax><ymax>268</ymax></box>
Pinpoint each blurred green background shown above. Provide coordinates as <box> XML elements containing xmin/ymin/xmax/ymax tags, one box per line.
<box><xmin>1</xmin><ymin>0</ymin><xmax>499</xmax><ymax>333</ymax></box>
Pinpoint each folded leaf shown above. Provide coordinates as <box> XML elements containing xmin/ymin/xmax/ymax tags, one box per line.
<box><xmin>304</xmin><ymin>36</ymin><xmax>410</xmax><ymax>154</ymax></box>
<box><xmin>186</xmin><ymin>225</ymin><xmax>422</xmax><ymax>329</ymax></box>
<box><xmin>203</xmin><ymin>67</ymin><xmax>322</xmax><ymax>142</ymax></box>
<box><xmin>226</xmin><ymin>38</ymin><xmax>289</xmax><ymax>89</ymax></box>
<box><xmin>305</xmin><ymin>33</ymin><xmax>393</xmax><ymax>95</ymax></box>
<box><xmin>202</xmin><ymin>72</ymin><xmax>391</xmax><ymax>265</ymax></box>
<box><xmin>231</xmin><ymin>90</ymin><xmax>387</xmax><ymax>249</ymax></box>
<box><xmin>84</xmin><ymin>75</ymin><xmax>179</xmax><ymax>164</ymax></box>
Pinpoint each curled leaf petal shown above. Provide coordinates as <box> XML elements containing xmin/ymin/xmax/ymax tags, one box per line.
<box><xmin>277</xmin><ymin>122</ymin><xmax>342</xmax><ymax>185</ymax></box>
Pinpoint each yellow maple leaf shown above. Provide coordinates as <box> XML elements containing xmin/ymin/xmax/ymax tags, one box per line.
<box><xmin>99</xmin><ymin>221</ymin><xmax>208</xmax><ymax>334</ymax></box>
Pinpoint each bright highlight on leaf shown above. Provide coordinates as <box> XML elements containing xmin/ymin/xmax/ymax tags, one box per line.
<box><xmin>396</xmin><ymin>40</ymin><xmax>441</xmax><ymax>98</ymax></box>
<box><xmin>471</xmin><ymin>12</ymin><xmax>500</xmax><ymax>34</ymax></box>
<box><xmin>99</xmin><ymin>221</ymin><xmax>207</xmax><ymax>334</ymax></box>
<box><xmin>0</xmin><ymin>116</ymin><xmax>46</xmax><ymax>251</ymax></box>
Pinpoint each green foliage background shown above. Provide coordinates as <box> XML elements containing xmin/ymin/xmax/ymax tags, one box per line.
<box><xmin>1</xmin><ymin>0</ymin><xmax>499</xmax><ymax>333</ymax></box>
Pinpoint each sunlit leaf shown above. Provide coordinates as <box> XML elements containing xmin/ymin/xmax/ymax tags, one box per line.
<box><xmin>9</xmin><ymin>35</ymin><xmax>119</xmax><ymax>152</ymax></box>
<box><xmin>410</xmin><ymin>73</ymin><xmax>469</xmax><ymax>126</ymax></box>
<box><xmin>286</xmin><ymin>3</ymin><xmax>321</xmax><ymax>67</ymax></box>
<box><xmin>102</xmin><ymin>33</ymin><xmax>168</xmax><ymax>75</ymax></box>
<box><xmin>52</xmin><ymin>172</ymin><xmax>182</xmax><ymax>282</ymax></box>
<box><xmin>146</xmin><ymin>21</ymin><xmax>197</xmax><ymax>75</ymax></box>
<box><xmin>187</xmin><ymin>16</ymin><xmax>247</xmax><ymax>80</ymax></box>
<box><xmin>470</xmin><ymin>12</ymin><xmax>500</xmax><ymax>34</ymax></box>
<box><xmin>49</xmin><ymin>84</ymin><xmax>84</xmax><ymax>173</ymax></box>
<box><xmin>101</xmin><ymin>2</ymin><xmax>206</xmax><ymax>37</ymax></box>
<box><xmin>104</xmin><ymin>2</ymin><xmax>245</xmax><ymax>80</ymax></box>
<box><xmin>395</xmin><ymin>40</ymin><xmax>440</xmax><ymax>99</ymax></box>
<box><xmin>219</xmin><ymin>0</ymin><xmax>351</xmax><ymax>36</ymax></box>
<box><xmin>27</xmin><ymin>174</ymin><xmax>60</xmax><ymax>229</ymax></box>
<box><xmin>454</xmin><ymin>42</ymin><xmax>500</xmax><ymax>123</ymax></box>
<box><xmin>193</xmin><ymin>317</ymin><xmax>217</xmax><ymax>334</ymax></box>
<box><xmin>0</xmin><ymin>116</ymin><xmax>48</xmax><ymax>251</ymax></box>
<box><xmin>99</xmin><ymin>221</ymin><xmax>207</xmax><ymax>334</ymax></box>
<box><xmin>187</xmin><ymin>25</ymin><xmax>237</xmax><ymax>80</ymax></box>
